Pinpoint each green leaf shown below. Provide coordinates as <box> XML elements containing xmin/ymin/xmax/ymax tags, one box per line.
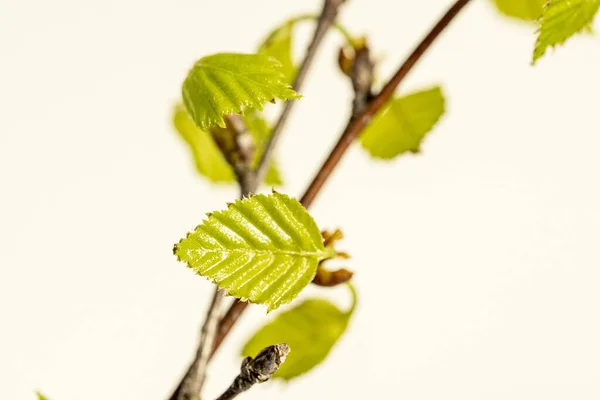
<box><xmin>172</xmin><ymin>104</ymin><xmax>283</xmax><ymax>185</ymax></box>
<box><xmin>533</xmin><ymin>0</ymin><xmax>600</xmax><ymax>63</ymax></box>
<box><xmin>259</xmin><ymin>23</ymin><xmax>296</xmax><ymax>84</ymax></box>
<box><xmin>174</xmin><ymin>191</ymin><xmax>334</xmax><ymax>312</ymax></box>
<box><xmin>36</xmin><ymin>392</ymin><xmax>49</xmax><ymax>400</ymax></box>
<box><xmin>492</xmin><ymin>0</ymin><xmax>544</xmax><ymax>20</ymax></box>
<box><xmin>360</xmin><ymin>86</ymin><xmax>445</xmax><ymax>159</ymax></box>
<box><xmin>172</xmin><ymin>103</ymin><xmax>236</xmax><ymax>183</ymax></box>
<box><xmin>242</xmin><ymin>284</ymin><xmax>357</xmax><ymax>380</ymax></box>
<box><xmin>182</xmin><ymin>53</ymin><xmax>300</xmax><ymax>130</ymax></box>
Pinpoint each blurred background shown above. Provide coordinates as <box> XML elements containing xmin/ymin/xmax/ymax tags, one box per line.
<box><xmin>1</xmin><ymin>0</ymin><xmax>600</xmax><ymax>399</ymax></box>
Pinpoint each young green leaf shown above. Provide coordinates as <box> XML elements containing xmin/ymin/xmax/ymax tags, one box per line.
<box><xmin>172</xmin><ymin>105</ymin><xmax>283</xmax><ymax>185</ymax></box>
<box><xmin>259</xmin><ymin>23</ymin><xmax>296</xmax><ymax>84</ymax></box>
<box><xmin>492</xmin><ymin>0</ymin><xmax>544</xmax><ymax>20</ymax></box>
<box><xmin>533</xmin><ymin>0</ymin><xmax>600</xmax><ymax>63</ymax></box>
<box><xmin>360</xmin><ymin>86</ymin><xmax>445</xmax><ymax>159</ymax></box>
<box><xmin>241</xmin><ymin>284</ymin><xmax>357</xmax><ymax>380</ymax></box>
<box><xmin>174</xmin><ymin>191</ymin><xmax>334</xmax><ymax>312</ymax></box>
<box><xmin>36</xmin><ymin>392</ymin><xmax>49</xmax><ymax>400</ymax></box>
<box><xmin>182</xmin><ymin>53</ymin><xmax>300</xmax><ymax>130</ymax></box>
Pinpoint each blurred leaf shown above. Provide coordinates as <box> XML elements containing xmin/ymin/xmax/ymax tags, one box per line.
<box><xmin>259</xmin><ymin>23</ymin><xmax>296</xmax><ymax>84</ymax></box>
<box><xmin>533</xmin><ymin>0</ymin><xmax>600</xmax><ymax>63</ymax></box>
<box><xmin>182</xmin><ymin>53</ymin><xmax>300</xmax><ymax>130</ymax></box>
<box><xmin>36</xmin><ymin>392</ymin><xmax>49</xmax><ymax>400</ymax></box>
<box><xmin>172</xmin><ymin>104</ymin><xmax>236</xmax><ymax>183</ymax></box>
<box><xmin>242</xmin><ymin>284</ymin><xmax>357</xmax><ymax>379</ymax></box>
<box><xmin>360</xmin><ymin>86</ymin><xmax>445</xmax><ymax>159</ymax></box>
<box><xmin>492</xmin><ymin>0</ymin><xmax>544</xmax><ymax>20</ymax></box>
<box><xmin>174</xmin><ymin>191</ymin><xmax>334</xmax><ymax>312</ymax></box>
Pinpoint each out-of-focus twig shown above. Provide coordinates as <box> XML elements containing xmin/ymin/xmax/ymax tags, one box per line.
<box><xmin>254</xmin><ymin>0</ymin><xmax>347</xmax><ymax>185</ymax></box>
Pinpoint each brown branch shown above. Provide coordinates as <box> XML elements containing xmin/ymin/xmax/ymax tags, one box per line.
<box><xmin>174</xmin><ymin>290</ymin><xmax>225</xmax><ymax>400</ymax></box>
<box><xmin>210</xmin><ymin>298</ymin><xmax>247</xmax><ymax>359</ymax></box>
<box><xmin>254</xmin><ymin>0</ymin><xmax>347</xmax><ymax>185</ymax></box>
<box><xmin>209</xmin><ymin>0</ymin><xmax>473</xmax><ymax>360</ymax></box>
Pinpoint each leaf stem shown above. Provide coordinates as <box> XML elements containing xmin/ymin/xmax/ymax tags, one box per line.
<box><xmin>259</xmin><ymin>14</ymin><xmax>356</xmax><ymax>53</ymax></box>
<box><xmin>211</xmin><ymin>0</ymin><xmax>473</xmax><ymax>360</ymax></box>
<box><xmin>346</xmin><ymin>282</ymin><xmax>358</xmax><ymax>316</ymax></box>
<box><xmin>254</xmin><ymin>0</ymin><xmax>347</xmax><ymax>185</ymax></box>
<box><xmin>332</xmin><ymin>21</ymin><xmax>357</xmax><ymax>47</ymax></box>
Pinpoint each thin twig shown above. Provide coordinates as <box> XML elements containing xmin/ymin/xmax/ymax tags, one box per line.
<box><xmin>210</xmin><ymin>299</ymin><xmax>247</xmax><ymax>359</ymax></box>
<box><xmin>210</xmin><ymin>0</ymin><xmax>472</xmax><ymax>359</ymax></box>
<box><xmin>215</xmin><ymin>344</ymin><xmax>290</xmax><ymax>400</ymax></box>
<box><xmin>175</xmin><ymin>290</ymin><xmax>225</xmax><ymax>400</ymax></box>
<box><xmin>170</xmin><ymin>116</ymin><xmax>258</xmax><ymax>400</ymax></box>
<box><xmin>301</xmin><ymin>0</ymin><xmax>472</xmax><ymax>207</ymax></box>
<box><xmin>254</xmin><ymin>0</ymin><xmax>347</xmax><ymax>185</ymax></box>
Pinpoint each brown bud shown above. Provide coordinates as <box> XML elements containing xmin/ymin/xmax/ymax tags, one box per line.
<box><xmin>337</xmin><ymin>46</ymin><xmax>354</xmax><ymax>77</ymax></box>
<box><xmin>312</xmin><ymin>266</ymin><xmax>354</xmax><ymax>287</ymax></box>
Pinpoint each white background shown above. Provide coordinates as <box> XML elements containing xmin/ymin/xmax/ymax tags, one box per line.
<box><xmin>1</xmin><ymin>0</ymin><xmax>600</xmax><ymax>399</ymax></box>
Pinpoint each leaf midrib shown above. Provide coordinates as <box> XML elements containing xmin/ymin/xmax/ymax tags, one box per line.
<box><xmin>198</xmin><ymin>248</ymin><xmax>327</xmax><ymax>258</ymax></box>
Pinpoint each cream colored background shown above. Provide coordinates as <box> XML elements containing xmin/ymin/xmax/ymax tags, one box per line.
<box><xmin>1</xmin><ymin>0</ymin><xmax>600</xmax><ymax>399</ymax></box>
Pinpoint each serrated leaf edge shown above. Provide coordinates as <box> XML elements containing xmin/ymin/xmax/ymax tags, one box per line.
<box><xmin>532</xmin><ymin>0</ymin><xmax>600</xmax><ymax>64</ymax></box>
<box><xmin>183</xmin><ymin>54</ymin><xmax>301</xmax><ymax>130</ymax></box>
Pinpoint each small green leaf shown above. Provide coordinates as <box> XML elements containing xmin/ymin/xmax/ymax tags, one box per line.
<box><xmin>173</xmin><ymin>105</ymin><xmax>283</xmax><ymax>185</ymax></box>
<box><xmin>242</xmin><ymin>284</ymin><xmax>357</xmax><ymax>380</ymax></box>
<box><xmin>172</xmin><ymin>103</ymin><xmax>236</xmax><ymax>183</ymax></box>
<box><xmin>36</xmin><ymin>392</ymin><xmax>49</xmax><ymax>400</ymax></box>
<box><xmin>259</xmin><ymin>23</ymin><xmax>296</xmax><ymax>84</ymax></box>
<box><xmin>182</xmin><ymin>53</ymin><xmax>300</xmax><ymax>130</ymax></box>
<box><xmin>360</xmin><ymin>86</ymin><xmax>445</xmax><ymax>159</ymax></box>
<box><xmin>533</xmin><ymin>0</ymin><xmax>600</xmax><ymax>63</ymax></box>
<box><xmin>492</xmin><ymin>0</ymin><xmax>544</xmax><ymax>20</ymax></box>
<box><xmin>174</xmin><ymin>191</ymin><xmax>334</xmax><ymax>311</ymax></box>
